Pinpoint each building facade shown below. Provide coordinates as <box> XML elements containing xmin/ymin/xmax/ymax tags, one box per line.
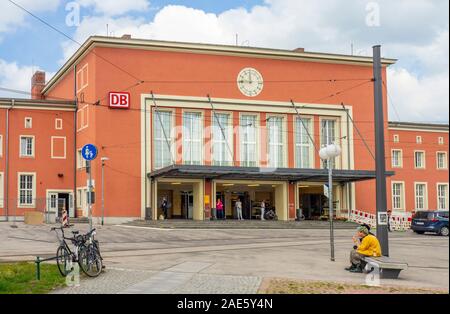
<box><xmin>0</xmin><ymin>36</ymin><xmax>448</xmax><ymax>223</ymax></box>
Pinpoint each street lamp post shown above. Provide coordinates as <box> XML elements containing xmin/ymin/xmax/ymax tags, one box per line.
<box><xmin>101</xmin><ymin>157</ymin><xmax>109</xmax><ymax>226</ymax></box>
<box><xmin>319</xmin><ymin>143</ymin><xmax>342</xmax><ymax>262</ymax></box>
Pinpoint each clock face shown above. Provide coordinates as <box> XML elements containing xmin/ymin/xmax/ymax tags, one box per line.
<box><xmin>237</xmin><ymin>68</ymin><xmax>264</xmax><ymax>97</ymax></box>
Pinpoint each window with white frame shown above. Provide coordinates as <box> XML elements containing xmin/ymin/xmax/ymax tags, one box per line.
<box><xmin>321</xmin><ymin>119</ymin><xmax>337</xmax><ymax>169</ymax></box>
<box><xmin>267</xmin><ymin>116</ymin><xmax>284</xmax><ymax>168</ymax></box>
<box><xmin>183</xmin><ymin>112</ymin><xmax>202</xmax><ymax>165</ymax></box>
<box><xmin>76</xmin><ymin>149</ymin><xmax>86</xmax><ymax>169</ymax></box>
<box><xmin>295</xmin><ymin>117</ymin><xmax>313</xmax><ymax>168</ymax></box>
<box><xmin>414</xmin><ymin>151</ymin><xmax>425</xmax><ymax>169</ymax></box>
<box><xmin>437</xmin><ymin>152</ymin><xmax>448</xmax><ymax>169</ymax></box>
<box><xmin>392</xmin><ymin>182</ymin><xmax>405</xmax><ymax>211</ymax></box>
<box><xmin>55</xmin><ymin>118</ymin><xmax>63</xmax><ymax>130</ymax></box>
<box><xmin>393</xmin><ymin>134</ymin><xmax>399</xmax><ymax>143</ymax></box>
<box><xmin>0</xmin><ymin>135</ymin><xmax>3</xmax><ymax>157</ymax></box>
<box><xmin>25</xmin><ymin>117</ymin><xmax>32</xmax><ymax>129</ymax></box>
<box><xmin>154</xmin><ymin>110</ymin><xmax>173</xmax><ymax>169</ymax></box>
<box><xmin>392</xmin><ymin>150</ymin><xmax>403</xmax><ymax>168</ymax></box>
<box><xmin>20</xmin><ymin>136</ymin><xmax>34</xmax><ymax>157</ymax></box>
<box><xmin>415</xmin><ymin>183</ymin><xmax>427</xmax><ymax>210</ymax></box>
<box><xmin>19</xmin><ymin>174</ymin><xmax>35</xmax><ymax>206</ymax></box>
<box><xmin>438</xmin><ymin>137</ymin><xmax>444</xmax><ymax>145</ymax></box>
<box><xmin>0</xmin><ymin>172</ymin><xmax>4</xmax><ymax>208</ymax></box>
<box><xmin>240</xmin><ymin>114</ymin><xmax>258</xmax><ymax>167</ymax></box>
<box><xmin>437</xmin><ymin>184</ymin><xmax>449</xmax><ymax>210</ymax></box>
<box><xmin>212</xmin><ymin>113</ymin><xmax>233</xmax><ymax>166</ymax></box>
<box><xmin>416</xmin><ymin>136</ymin><xmax>422</xmax><ymax>144</ymax></box>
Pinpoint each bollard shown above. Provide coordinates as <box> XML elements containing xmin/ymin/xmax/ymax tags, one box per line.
<box><xmin>35</xmin><ymin>256</ymin><xmax>41</xmax><ymax>281</ymax></box>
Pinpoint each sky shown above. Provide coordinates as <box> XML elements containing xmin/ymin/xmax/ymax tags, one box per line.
<box><xmin>0</xmin><ymin>0</ymin><xmax>448</xmax><ymax>123</ymax></box>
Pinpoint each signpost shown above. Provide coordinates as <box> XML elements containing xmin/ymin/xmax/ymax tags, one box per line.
<box><xmin>82</xmin><ymin>144</ymin><xmax>98</xmax><ymax>231</ymax></box>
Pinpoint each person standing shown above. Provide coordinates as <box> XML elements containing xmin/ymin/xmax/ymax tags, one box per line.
<box><xmin>161</xmin><ymin>197</ymin><xmax>168</xmax><ymax>219</ymax></box>
<box><xmin>260</xmin><ymin>200</ymin><xmax>266</xmax><ymax>221</ymax></box>
<box><xmin>236</xmin><ymin>199</ymin><xmax>243</xmax><ymax>221</ymax></box>
<box><xmin>216</xmin><ymin>198</ymin><xmax>224</xmax><ymax>220</ymax></box>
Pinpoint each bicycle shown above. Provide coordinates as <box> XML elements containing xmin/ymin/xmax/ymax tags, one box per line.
<box><xmin>52</xmin><ymin>226</ymin><xmax>103</xmax><ymax>278</ymax></box>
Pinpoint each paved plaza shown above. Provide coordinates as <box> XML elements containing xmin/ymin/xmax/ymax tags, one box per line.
<box><xmin>0</xmin><ymin>222</ymin><xmax>448</xmax><ymax>293</ymax></box>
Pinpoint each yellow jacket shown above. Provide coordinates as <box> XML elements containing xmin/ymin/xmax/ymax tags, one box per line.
<box><xmin>357</xmin><ymin>234</ymin><xmax>382</xmax><ymax>257</ymax></box>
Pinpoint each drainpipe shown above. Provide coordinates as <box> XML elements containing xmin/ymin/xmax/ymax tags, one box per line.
<box><xmin>73</xmin><ymin>65</ymin><xmax>78</xmax><ymax>218</ymax></box>
<box><xmin>5</xmin><ymin>99</ymin><xmax>14</xmax><ymax>221</ymax></box>
<box><xmin>346</xmin><ymin>107</ymin><xmax>352</xmax><ymax>220</ymax></box>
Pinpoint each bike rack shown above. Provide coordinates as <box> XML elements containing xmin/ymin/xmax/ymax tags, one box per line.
<box><xmin>35</xmin><ymin>255</ymin><xmax>58</xmax><ymax>281</ymax></box>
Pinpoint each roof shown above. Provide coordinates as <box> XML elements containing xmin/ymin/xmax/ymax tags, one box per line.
<box><xmin>0</xmin><ymin>97</ymin><xmax>76</xmax><ymax>111</ymax></box>
<box><xmin>388</xmin><ymin>121</ymin><xmax>449</xmax><ymax>132</ymax></box>
<box><xmin>148</xmin><ymin>165</ymin><xmax>395</xmax><ymax>183</ymax></box>
<box><xmin>42</xmin><ymin>36</ymin><xmax>397</xmax><ymax>95</ymax></box>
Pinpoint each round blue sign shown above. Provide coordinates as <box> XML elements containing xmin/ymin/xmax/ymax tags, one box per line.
<box><xmin>81</xmin><ymin>144</ymin><xmax>98</xmax><ymax>161</ymax></box>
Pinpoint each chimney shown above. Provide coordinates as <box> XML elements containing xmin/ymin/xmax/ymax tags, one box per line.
<box><xmin>121</xmin><ymin>34</ymin><xmax>132</xmax><ymax>39</ymax></box>
<box><xmin>293</xmin><ymin>48</ymin><xmax>305</xmax><ymax>53</ymax></box>
<box><xmin>31</xmin><ymin>71</ymin><xmax>45</xmax><ymax>99</ymax></box>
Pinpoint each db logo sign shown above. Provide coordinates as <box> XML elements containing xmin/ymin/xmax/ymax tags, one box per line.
<box><xmin>109</xmin><ymin>92</ymin><xmax>130</xmax><ymax>109</ymax></box>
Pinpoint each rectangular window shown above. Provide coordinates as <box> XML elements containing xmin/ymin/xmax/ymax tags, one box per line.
<box><xmin>0</xmin><ymin>172</ymin><xmax>3</xmax><ymax>208</ymax></box>
<box><xmin>295</xmin><ymin>117</ymin><xmax>312</xmax><ymax>168</ymax></box>
<box><xmin>0</xmin><ymin>135</ymin><xmax>3</xmax><ymax>157</ymax></box>
<box><xmin>240</xmin><ymin>115</ymin><xmax>258</xmax><ymax>167</ymax></box>
<box><xmin>183</xmin><ymin>112</ymin><xmax>203</xmax><ymax>165</ymax></box>
<box><xmin>55</xmin><ymin>118</ymin><xmax>63</xmax><ymax>130</ymax></box>
<box><xmin>212</xmin><ymin>113</ymin><xmax>233</xmax><ymax>166</ymax></box>
<box><xmin>438</xmin><ymin>137</ymin><xmax>444</xmax><ymax>145</ymax></box>
<box><xmin>414</xmin><ymin>151</ymin><xmax>425</xmax><ymax>169</ymax></box>
<box><xmin>393</xmin><ymin>134</ymin><xmax>399</xmax><ymax>143</ymax></box>
<box><xmin>415</xmin><ymin>183</ymin><xmax>427</xmax><ymax>210</ymax></box>
<box><xmin>20</xmin><ymin>136</ymin><xmax>34</xmax><ymax>157</ymax></box>
<box><xmin>267</xmin><ymin>116</ymin><xmax>284</xmax><ymax>168</ymax></box>
<box><xmin>392</xmin><ymin>182</ymin><xmax>405</xmax><ymax>211</ymax></box>
<box><xmin>437</xmin><ymin>152</ymin><xmax>448</xmax><ymax>169</ymax></box>
<box><xmin>437</xmin><ymin>184</ymin><xmax>449</xmax><ymax>210</ymax></box>
<box><xmin>391</xmin><ymin>150</ymin><xmax>403</xmax><ymax>168</ymax></box>
<box><xmin>19</xmin><ymin>174</ymin><xmax>35</xmax><ymax>206</ymax></box>
<box><xmin>25</xmin><ymin>117</ymin><xmax>32</xmax><ymax>129</ymax></box>
<box><xmin>153</xmin><ymin>110</ymin><xmax>173</xmax><ymax>169</ymax></box>
<box><xmin>416</xmin><ymin>136</ymin><xmax>422</xmax><ymax>144</ymax></box>
<box><xmin>321</xmin><ymin>119</ymin><xmax>337</xmax><ymax>169</ymax></box>
<box><xmin>77</xmin><ymin>149</ymin><xmax>86</xmax><ymax>169</ymax></box>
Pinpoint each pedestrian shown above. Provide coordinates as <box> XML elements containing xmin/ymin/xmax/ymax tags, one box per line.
<box><xmin>236</xmin><ymin>199</ymin><xmax>243</xmax><ymax>220</ymax></box>
<box><xmin>216</xmin><ymin>198</ymin><xmax>224</xmax><ymax>220</ymax></box>
<box><xmin>161</xmin><ymin>197</ymin><xmax>168</xmax><ymax>219</ymax></box>
<box><xmin>387</xmin><ymin>210</ymin><xmax>392</xmax><ymax>232</ymax></box>
<box><xmin>345</xmin><ymin>226</ymin><xmax>382</xmax><ymax>273</ymax></box>
<box><xmin>260</xmin><ymin>200</ymin><xmax>266</xmax><ymax>221</ymax></box>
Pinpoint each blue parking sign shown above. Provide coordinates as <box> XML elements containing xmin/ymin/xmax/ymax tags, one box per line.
<box><xmin>82</xmin><ymin>144</ymin><xmax>98</xmax><ymax>161</ymax></box>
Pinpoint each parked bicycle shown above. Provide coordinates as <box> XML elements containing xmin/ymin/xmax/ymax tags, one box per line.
<box><xmin>52</xmin><ymin>225</ymin><xmax>103</xmax><ymax>278</ymax></box>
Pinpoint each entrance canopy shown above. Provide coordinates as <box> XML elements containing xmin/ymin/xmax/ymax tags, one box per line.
<box><xmin>148</xmin><ymin>165</ymin><xmax>394</xmax><ymax>183</ymax></box>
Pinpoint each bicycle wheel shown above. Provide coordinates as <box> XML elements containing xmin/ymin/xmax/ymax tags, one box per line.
<box><xmin>79</xmin><ymin>245</ymin><xmax>103</xmax><ymax>277</ymax></box>
<box><xmin>56</xmin><ymin>245</ymin><xmax>72</xmax><ymax>277</ymax></box>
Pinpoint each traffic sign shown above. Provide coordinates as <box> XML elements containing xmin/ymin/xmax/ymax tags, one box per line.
<box><xmin>82</xmin><ymin>144</ymin><xmax>98</xmax><ymax>161</ymax></box>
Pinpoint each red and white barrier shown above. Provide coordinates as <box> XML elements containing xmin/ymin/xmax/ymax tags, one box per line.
<box><xmin>349</xmin><ymin>209</ymin><xmax>412</xmax><ymax>231</ymax></box>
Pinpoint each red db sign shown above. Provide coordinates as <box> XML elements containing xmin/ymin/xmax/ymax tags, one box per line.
<box><xmin>109</xmin><ymin>92</ymin><xmax>130</xmax><ymax>109</ymax></box>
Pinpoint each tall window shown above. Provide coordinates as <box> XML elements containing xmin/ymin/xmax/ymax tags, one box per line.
<box><xmin>393</xmin><ymin>134</ymin><xmax>399</xmax><ymax>143</ymax></box>
<box><xmin>154</xmin><ymin>111</ymin><xmax>173</xmax><ymax>169</ymax></box>
<box><xmin>415</xmin><ymin>183</ymin><xmax>427</xmax><ymax>210</ymax></box>
<box><xmin>240</xmin><ymin>115</ymin><xmax>258</xmax><ymax>167</ymax></box>
<box><xmin>392</xmin><ymin>150</ymin><xmax>403</xmax><ymax>168</ymax></box>
<box><xmin>267</xmin><ymin>116</ymin><xmax>284</xmax><ymax>168</ymax></box>
<box><xmin>295</xmin><ymin>117</ymin><xmax>312</xmax><ymax>168</ymax></box>
<box><xmin>392</xmin><ymin>182</ymin><xmax>404</xmax><ymax>211</ymax></box>
<box><xmin>321</xmin><ymin>119</ymin><xmax>337</xmax><ymax>169</ymax></box>
<box><xmin>437</xmin><ymin>184</ymin><xmax>449</xmax><ymax>210</ymax></box>
<box><xmin>183</xmin><ymin>112</ymin><xmax>202</xmax><ymax>165</ymax></box>
<box><xmin>20</xmin><ymin>136</ymin><xmax>34</xmax><ymax>157</ymax></box>
<box><xmin>19</xmin><ymin>174</ymin><xmax>34</xmax><ymax>206</ymax></box>
<box><xmin>437</xmin><ymin>152</ymin><xmax>448</xmax><ymax>169</ymax></box>
<box><xmin>416</xmin><ymin>136</ymin><xmax>422</xmax><ymax>144</ymax></box>
<box><xmin>212</xmin><ymin>113</ymin><xmax>232</xmax><ymax>166</ymax></box>
<box><xmin>414</xmin><ymin>151</ymin><xmax>425</xmax><ymax>169</ymax></box>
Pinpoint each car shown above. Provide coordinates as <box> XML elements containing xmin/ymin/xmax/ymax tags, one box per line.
<box><xmin>411</xmin><ymin>210</ymin><xmax>449</xmax><ymax>236</ymax></box>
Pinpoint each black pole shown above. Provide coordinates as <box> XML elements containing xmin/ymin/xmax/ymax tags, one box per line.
<box><xmin>373</xmin><ymin>45</ymin><xmax>389</xmax><ymax>256</ymax></box>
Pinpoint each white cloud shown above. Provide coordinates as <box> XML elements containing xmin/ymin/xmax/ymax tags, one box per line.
<box><xmin>77</xmin><ymin>0</ymin><xmax>150</xmax><ymax>16</ymax></box>
<box><xmin>57</xmin><ymin>0</ymin><xmax>448</xmax><ymax>122</ymax></box>
<box><xmin>0</xmin><ymin>0</ymin><xmax>60</xmax><ymax>34</ymax></box>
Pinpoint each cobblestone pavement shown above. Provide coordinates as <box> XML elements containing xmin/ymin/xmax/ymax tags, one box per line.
<box><xmin>172</xmin><ymin>274</ymin><xmax>262</xmax><ymax>294</ymax></box>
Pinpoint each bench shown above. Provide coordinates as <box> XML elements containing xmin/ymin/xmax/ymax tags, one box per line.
<box><xmin>362</xmin><ymin>256</ymin><xmax>408</xmax><ymax>279</ymax></box>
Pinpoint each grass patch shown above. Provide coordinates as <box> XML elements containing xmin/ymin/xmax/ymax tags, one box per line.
<box><xmin>0</xmin><ymin>262</ymin><xmax>66</xmax><ymax>294</ymax></box>
<box><xmin>260</xmin><ymin>278</ymin><xmax>447</xmax><ymax>294</ymax></box>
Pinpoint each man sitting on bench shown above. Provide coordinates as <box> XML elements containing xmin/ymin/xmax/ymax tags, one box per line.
<box><xmin>345</xmin><ymin>226</ymin><xmax>382</xmax><ymax>273</ymax></box>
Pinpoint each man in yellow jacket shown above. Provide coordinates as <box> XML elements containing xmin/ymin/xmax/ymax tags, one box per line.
<box><xmin>345</xmin><ymin>225</ymin><xmax>382</xmax><ymax>273</ymax></box>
